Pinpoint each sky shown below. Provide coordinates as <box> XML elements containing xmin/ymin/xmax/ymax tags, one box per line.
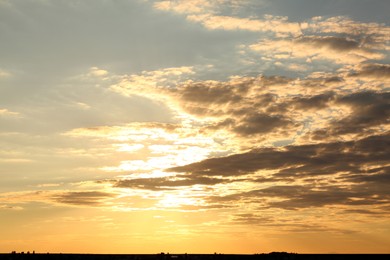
<box><xmin>0</xmin><ymin>0</ymin><xmax>389</xmax><ymax>254</ymax></box>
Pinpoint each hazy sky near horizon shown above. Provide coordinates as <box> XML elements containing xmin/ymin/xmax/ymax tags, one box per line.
<box><xmin>1</xmin><ymin>0</ymin><xmax>389</xmax><ymax>254</ymax></box>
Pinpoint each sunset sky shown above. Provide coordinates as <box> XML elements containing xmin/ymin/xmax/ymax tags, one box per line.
<box><xmin>1</xmin><ymin>0</ymin><xmax>389</xmax><ymax>254</ymax></box>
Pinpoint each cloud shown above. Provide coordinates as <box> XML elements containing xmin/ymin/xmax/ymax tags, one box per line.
<box><xmin>175</xmin><ymin>80</ymin><xmax>244</xmax><ymax>104</ymax></box>
<box><xmin>0</xmin><ymin>187</ymin><xmax>118</xmax><ymax>208</ymax></box>
<box><xmin>52</xmin><ymin>191</ymin><xmax>115</xmax><ymax>206</ymax></box>
<box><xmin>166</xmin><ymin>74</ymin><xmax>374</xmax><ymax>141</ymax></box>
<box><xmin>163</xmin><ymin>132</ymin><xmax>390</xmax><ymax>211</ymax></box>
<box><xmin>309</xmin><ymin>16</ymin><xmax>390</xmax><ymax>42</ymax></box>
<box><xmin>297</xmin><ymin>36</ymin><xmax>360</xmax><ymax>52</ymax></box>
<box><xmin>225</xmin><ymin>15</ymin><xmax>390</xmax><ymax>74</ymax></box>
<box><xmin>153</xmin><ymin>0</ymin><xmax>213</xmax><ymax>14</ymax></box>
<box><xmin>251</xmin><ymin>185</ymin><xmax>387</xmax><ymax>210</ymax></box>
<box><xmin>74</xmin><ymin>71</ymin><xmax>340</xmax><ymax>153</ymax></box>
<box><xmin>153</xmin><ymin>0</ymin><xmax>303</xmax><ymax>35</ymax></box>
<box><xmin>153</xmin><ymin>0</ymin><xmax>254</xmax><ymax>16</ymax></box>
<box><xmin>153</xmin><ymin>1</ymin><xmax>302</xmax><ymax>35</ymax></box>
<box><xmin>65</xmin><ymin>120</ymin><xmax>234</xmax><ymax>176</ymax></box>
<box><xmin>0</xmin><ymin>108</ymin><xmax>20</xmax><ymax>117</ymax></box>
<box><xmin>65</xmin><ymin>122</ymin><xmax>179</xmax><ymax>140</ymax></box>
<box><xmin>231</xmin><ymin>113</ymin><xmax>293</xmax><ymax>136</ymax></box>
<box><xmin>152</xmin><ymin>0</ymin><xmax>390</xmax><ymax>50</ymax></box>
<box><xmin>187</xmin><ymin>14</ymin><xmax>302</xmax><ymax>36</ymax></box>
<box><xmin>348</xmin><ymin>63</ymin><xmax>390</xmax><ymax>81</ymax></box>
<box><xmin>112</xmin><ymin>175</ymin><xmax>226</xmax><ymax>190</ymax></box>
<box><xmin>0</xmin><ymin>204</ymin><xmax>23</xmax><ymax>210</ymax></box>
<box><xmin>167</xmin><ymin>133</ymin><xmax>389</xmax><ymax>178</ymax></box>
<box><xmin>106</xmin><ymin>63</ymin><xmax>387</xmax><ymax>150</ymax></box>
<box><xmin>106</xmin><ymin>63</ymin><xmax>384</xmax><ymax>147</ymax></box>
<box><xmin>290</xmin><ymin>92</ymin><xmax>335</xmax><ymax>110</ymax></box>
<box><xmin>249</xmin><ymin>35</ymin><xmax>384</xmax><ymax>64</ymax></box>
<box><xmin>0</xmin><ymin>69</ymin><xmax>12</xmax><ymax>78</ymax></box>
<box><xmin>309</xmin><ymin>91</ymin><xmax>389</xmax><ymax>140</ymax></box>
<box><xmin>166</xmin><ymin>76</ymin><xmax>299</xmax><ymax>138</ymax></box>
<box><xmin>343</xmin><ymin>209</ymin><xmax>387</xmax><ymax>215</ymax></box>
<box><xmin>229</xmin><ymin>212</ymin><xmax>358</xmax><ymax>234</ymax></box>
<box><xmin>110</xmin><ymin>66</ymin><xmax>195</xmax><ymax>101</ymax></box>
<box><xmin>88</xmin><ymin>67</ymin><xmax>109</xmax><ymax>77</ymax></box>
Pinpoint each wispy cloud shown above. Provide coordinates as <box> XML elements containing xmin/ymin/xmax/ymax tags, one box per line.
<box><xmin>0</xmin><ymin>108</ymin><xmax>20</xmax><ymax>117</ymax></box>
<box><xmin>187</xmin><ymin>14</ymin><xmax>302</xmax><ymax>36</ymax></box>
<box><xmin>0</xmin><ymin>69</ymin><xmax>12</xmax><ymax>78</ymax></box>
<box><xmin>52</xmin><ymin>191</ymin><xmax>116</xmax><ymax>206</ymax></box>
<box><xmin>250</xmin><ymin>36</ymin><xmax>384</xmax><ymax>64</ymax></box>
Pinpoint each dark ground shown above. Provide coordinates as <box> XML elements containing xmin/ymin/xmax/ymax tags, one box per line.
<box><xmin>1</xmin><ymin>253</ymin><xmax>389</xmax><ymax>260</ymax></box>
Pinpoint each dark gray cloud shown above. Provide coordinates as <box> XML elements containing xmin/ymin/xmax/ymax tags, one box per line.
<box><xmin>296</xmin><ymin>36</ymin><xmax>360</xmax><ymax>52</ymax></box>
<box><xmin>167</xmin><ymin>134</ymin><xmax>390</xmax><ymax>210</ymax></box>
<box><xmin>52</xmin><ymin>191</ymin><xmax>114</xmax><ymax>206</ymax></box>
<box><xmin>112</xmin><ymin>175</ymin><xmax>226</xmax><ymax>190</ymax></box>
<box><xmin>208</xmin><ymin>112</ymin><xmax>293</xmax><ymax>136</ymax></box>
<box><xmin>231</xmin><ymin>213</ymin><xmax>357</xmax><ymax>234</ymax></box>
<box><xmin>168</xmin><ymin>76</ymin><xmax>298</xmax><ymax>136</ymax></box>
<box><xmin>349</xmin><ymin>63</ymin><xmax>390</xmax><ymax>79</ymax></box>
<box><xmin>170</xmin><ymin>72</ymin><xmax>388</xmax><ymax>139</ymax></box>
<box><xmin>233</xmin><ymin>113</ymin><xmax>293</xmax><ymax>136</ymax></box>
<box><xmin>172</xmin><ymin>78</ymin><xmax>255</xmax><ymax>117</ymax></box>
<box><xmin>166</xmin><ymin>131</ymin><xmax>388</xmax><ymax>211</ymax></box>
<box><xmin>172</xmin><ymin>76</ymin><xmax>290</xmax><ymax>109</ymax></box>
<box><xmin>343</xmin><ymin>209</ymin><xmax>387</xmax><ymax>215</ymax></box>
<box><xmin>206</xmin><ymin>178</ymin><xmax>389</xmax><ymax>211</ymax></box>
<box><xmin>256</xmin><ymin>185</ymin><xmax>389</xmax><ymax>209</ymax></box>
<box><xmin>311</xmin><ymin>91</ymin><xmax>389</xmax><ymax>139</ymax></box>
<box><xmin>168</xmin><ymin>133</ymin><xmax>389</xmax><ymax>178</ymax></box>
<box><xmin>346</xmin><ymin>166</ymin><xmax>390</xmax><ymax>183</ymax></box>
<box><xmin>291</xmin><ymin>92</ymin><xmax>335</xmax><ymax>110</ymax></box>
<box><xmin>232</xmin><ymin>213</ymin><xmax>275</xmax><ymax>225</ymax></box>
<box><xmin>177</xmin><ymin>81</ymin><xmax>246</xmax><ymax>105</ymax></box>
